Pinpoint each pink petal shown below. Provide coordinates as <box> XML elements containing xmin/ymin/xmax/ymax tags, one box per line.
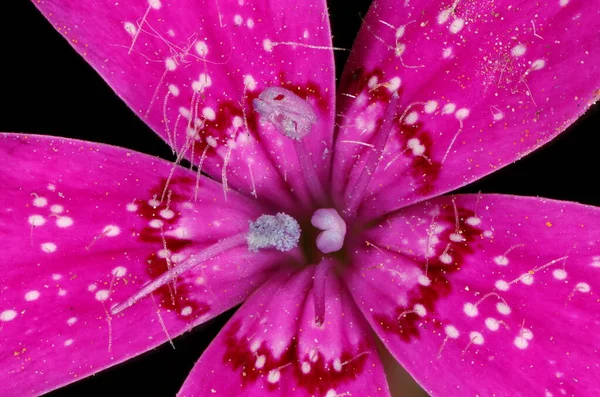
<box><xmin>34</xmin><ymin>0</ymin><xmax>336</xmax><ymax>212</ymax></box>
<box><xmin>345</xmin><ymin>194</ymin><xmax>600</xmax><ymax>396</ymax></box>
<box><xmin>178</xmin><ymin>267</ymin><xmax>391</xmax><ymax>397</ymax></box>
<box><xmin>332</xmin><ymin>0</ymin><xmax>600</xmax><ymax>219</ymax></box>
<box><xmin>0</xmin><ymin>133</ymin><xmax>292</xmax><ymax>396</ymax></box>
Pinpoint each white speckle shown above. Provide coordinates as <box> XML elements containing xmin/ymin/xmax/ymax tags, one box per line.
<box><xmin>67</xmin><ymin>317</ymin><xmax>77</xmax><ymax>326</ymax></box>
<box><xmin>449</xmin><ymin>18</ymin><xmax>465</xmax><ymax>34</ymax></box>
<box><xmin>33</xmin><ymin>196</ymin><xmax>48</xmax><ymax>207</ymax></box>
<box><xmin>124</xmin><ymin>22</ymin><xmax>137</xmax><ymax>36</ymax></box>
<box><xmin>195</xmin><ymin>41</ymin><xmax>208</xmax><ymax>57</ymax></box>
<box><xmin>52</xmin><ymin>274</ymin><xmax>62</xmax><ymax>281</ymax></box>
<box><xmin>483</xmin><ymin>230</ymin><xmax>493</xmax><ymax>237</ymax></box>
<box><xmin>165</xmin><ymin>57</ymin><xmax>177</xmax><ymax>71</ymax></box>
<box><xmin>325</xmin><ymin>390</ymin><xmax>338</xmax><ymax>397</ymax></box>
<box><xmin>413</xmin><ymin>303</ymin><xmax>427</xmax><ymax>317</ymax></box>
<box><xmin>407</xmin><ymin>138</ymin><xmax>426</xmax><ymax>156</ymax></box>
<box><xmin>485</xmin><ymin>317</ymin><xmax>500</xmax><ymax>331</ymax></box>
<box><xmin>576</xmin><ymin>282</ymin><xmax>591</xmax><ymax>293</ymax></box>
<box><xmin>247</xmin><ymin>18</ymin><xmax>254</xmax><ymax>29</ymax></box>
<box><xmin>496</xmin><ymin>302</ymin><xmax>511</xmax><ymax>315</ymax></box>
<box><xmin>168</xmin><ymin>84</ymin><xmax>180</xmax><ymax>97</ymax></box>
<box><xmin>263</xmin><ymin>39</ymin><xmax>273</xmax><ymax>52</ymax></box>
<box><xmin>424</xmin><ymin>100</ymin><xmax>438</xmax><ymax>113</ymax></box>
<box><xmin>301</xmin><ymin>361</ymin><xmax>311</xmax><ymax>374</ymax></box>
<box><xmin>552</xmin><ymin>269</ymin><xmax>567</xmax><ymax>280</ymax></box>
<box><xmin>192</xmin><ymin>74</ymin><xmax>212</xmax><ymax>93</ymax></box>
<box><xmin>333</xmin><ymin>358</ymin><xmax>343</xmax><ymax>372</ymax></box>
<box><xmin>148</xmin><ymin>0</ymin><xmax>161</xmax><ymax>10</ymax></box>
<box><xmin>395</xmin><ymin>25</ymin><xmax>405</xmax><ymax>39</ymax></box>
<box><xmin>1</xmin><ymin>310</ymin><xmax>17</xmax><ymax>322</ymax></box>
<box><xmin>41</xmin><ymin>242</ymin><xmax>57</xmax><ymax>253</ymax></box>
<box><xmin>56</xmin><ymin>216</ymin><xmax>73</xmax><ymax>228</ymax></box>
<box><xmin>58</xmin><ymin>289</ymin><xmax>67</xmax><ymax>297</ymax></box>
<box><xmin>64</xmin><ymin>338</ymin><xmax>74</xmax><ymax>347</ymax></box>
<box><xmin>450</xmin><ymin>233</ymin><xmax>465</xmax><ymax>242</ymax></box>
<box><xmin>387</xmin><ymin>76</ymin><xmax>401</xmax><ymax>92</ymax></box>
<box><xmin>455</xmin><ymin>108</ymin><xmax>470</xmax><ymax>120</ymax></box>
<box><xmin>244</xmin><ymin>75</ymin><xmax>257</xmax><ymax>91</ymax></box>
<box><xmin>25</xmin><ymin>290</ymin><xmax>40</xmax><ymax>301</ymax></box>
<box><xmin>590</xmin><ymin>259</ymin><xmax>600</xmax><ymax>268</ymax></box>
<box><xmin>439</xmin><ymin>253</ymin><xmax>453</xmax><ymax>264</ymax></box>
<box><xmin>437</xmin><ymin>9</ymin><xmax>451</xmax><ymax>24</ymax></box>
<box><xmin>559</xmin><ymin>0</ymin><xmax>569</xmax><ymax>6</ymax></box>
<box><xmin>112</xmin><ymin>266</ymin><xmax>127</xmax><ymax>278</ymax></box>
<box><xmin>88</xmin><ymin>284</ymin><xmax>97</xmax><ymax>292</ymax></box>
<box><xmin>160</xmin><ymin>209</ymin><xmax>175</xmax><ymax>219</ymax></box>
<box><xmin>511</xmin><ymin>44</ymin><xmax>526</xmax><ymax>57</ymax></box>
<box><xmin>126</xmin><ymin>203</ymin><xmax>138</xmax><ymax>212</ymax></box>
<box><xmin>181</xmin><ymin>306</ymin><xmax>192</xmax><ymax>316</ymax></box>
<box><xmin>233</xmin><ymin>14</ymin><xmax>243</xmax><ymax>25</ymax></box>
<box><xmin>206</xmin><ymin>136</ymin><xmax>218</xmax><ymax>148</ymax></box>
<box><xmin>250</xmin><ymin>339</ymin><xmax>261</xmax><ymax>352</ymax></box>
<box><xmin>531</xmin><ymin>59</ymin><xmax>546</xmax><ymax>70</ymax></box>
<box><xmin>309</xmin><ymin>349</ymin><xmax>318</xmax><ymax>362</ymax></box>
<box><xmin>395</xmin><ymin>43</ymin><xmax>406</xmax><ymax>57</ymax></box>
<box><xmin>255</xmin><ymin>355</ymin><xmax>266</xmax><ymax>369</ymax></box>
<box><xmin>495</xmin><ymin>280</ymin><xmax>510</xmax><ymax>291</ymax></box>
<box><xmin>95</xmin><ymin>290</ymin><xmax>110</xmax><ymax>302</ymax></box>
<box><xmin>417</xmin><ymin>275</ymin><xmax>431</xmax><ymax>286</ymax></box>
<box><xmin>47</xmin><ymin>184</ymin><xmax>56</xmax><ymax>191</ymax></box>
<box><xmin>267</xmin><ymin>369</ymin><xmax>280</xmax><ymax>383</ymax></box>
<box><xmin>464</xmin><ymin>303</ymin><xmax>478</xmax><ymax>317</ymax></box>
<box><xmin>367</xmin><ymin>76</ymin><xmax>379</xmax><ymax>89</ymax></box>
<box><xmin>520</xmin><ymin>274</ymin><xmax>534</xmax><ymax>285</ymax></box>
<box><xmin>202</xmin><ymin>107</ymin><xmax>216</xmax><ymax>121</ymax></box>
<box><xmin>149</xmin><ymin>219</ymin><xmax>164</xmax><ymax>228</ymax></box>
<box><xmin>466</xmin><ymin>217</ymin><xmax>481</xmax><ymax>226</ymax></box>
<box><xmin>103</xmin><ymin>225</ymin><xmax>120</xmax><ymax>237</ymax></box>
<box><xmin>514</xmin><ymin>336</ymin><xmax>529</xmax><ymax>349</ymax></box>
<box><xmin>445</xmin><ymin>325</ymin><xmax>459</xmax><ymax>338</ymax></box>
<box><xmin>405</xmin><ymin>111</ymin><xmax>419</xmax><ymax>125</ymax></box>
<box><xmin>521</xmin><ymin>328</ymin><xmax>533</xmax><ymax>340</ymax></box>
<box><xmin>494</xmin><ymin>255</ymin><xmax>509</xmax><ymax>266</ymax></box>
<box><xmin>148</xmin><ymin>198</ymin><xmax>161</xmax><ymax>207</ymax></box>
<box><xmin>442</xmin><ymin>47</ymin><xmax>453</xmax><ymax>59</ymax></box>
<box><xmin>442</xmin><ymin>103</ymin><xmax>456</xmax><ymax>114</ymax></box>
<box><xmin>28</xmin><ymin>215</ymin><xmax>46</xmax><ymax>227</ymax></box>
<box><xmin>469</xmin><ymin>331</ymin><xmax>484</xmax><ymax>345</ymax></box>
<box><xmin>50</xmin><ymin>204</ymin><xmax>64</xmax><ymax>214</ymax></box>
<box><xmin>493</xmin><ymin>110</ymin><xmax>505</xmax><ymax>121</ymax></box>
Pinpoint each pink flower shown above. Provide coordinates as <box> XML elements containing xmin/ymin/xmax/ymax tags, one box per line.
<box><xmin>1</xmin><ymin>1</ymin><xmax>599</xmax><ymax>396</ymax></box>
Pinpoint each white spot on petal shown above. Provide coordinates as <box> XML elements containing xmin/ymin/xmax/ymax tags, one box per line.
<box><xmin>56</xmin><ymin>216</ymin><xmax>73</xmax><ymax>228</ymax></box>
<box><xmin>464</xmin><ymin>303</ymin><xmax>478</xmax><ymax>317</ymax></box>
<box><xmin>33</xmin><ymin>197</ymin><xmax>48</xmax><ymax>207</ymax></box>
<box><xmin>95</xmin><ymin>290</ymin><xmax>110</xmax><ymax>302</ymax></box>
<box><xmin>103</xmin><ymin>225</ymin><xmax>120</xmax><ymax>237</ymax></box>
<box><xmin>25</xmin><ymin>290</ymin><xmax>40</xmax><ymax>301</ymax></box>
<box><xmin>449</xmin><ymin>18</ymin><xmax>465</xmax><ymax>34</ymax></box>
<box><xmin>41</xmin><ymin>242</ymin><xmax>57</xmax><ymax>253</ymax></box>
<box><xmin>511</xmin><ymin>44</ymin><xmax>526</xmax><ymax>57</ymax></box>
<box><xmin>28</xmin><ymin>215</ymin><xmax>46</xmax><ymax>227</ymax></box>
<box><xmin>1</xmin><ymin>310</ymin><xmax>17</xmax><ymax>322</ymax></box>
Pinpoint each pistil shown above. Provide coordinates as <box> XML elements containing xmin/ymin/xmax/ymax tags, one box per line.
<box><xmin>344</xmin><ymin>92</ymin><xmax>399</xmax><ymax>219</ymax></box>
<box><xmin>311</xmin><ymin>208</ymin><xmax>346</xmax><ymax>254</ymax></box>
<box><xmin>111</xmin><ymin>213</ymin><xmax>300</xmax><ymax>314</ymax></box>
<box><xmin>253</xmin><ymin>87</ymin><xmax>328</xmax><ymax>205</ymax></box>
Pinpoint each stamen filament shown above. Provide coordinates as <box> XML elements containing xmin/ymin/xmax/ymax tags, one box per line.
<box><xmin>111</xmin><ymin>233</ymin><xmax>247</xmax><ymax>315</ymax></box>
<box><xmin>345</xmin><ymin>92</ymin><xmax>399</xmax><ymax>219</ymax></box>
<box><xmin>313</xmin><ymin>258</ymin><xmax>334</xmax><ymax>327</ymax></box>
<box><xmin>294</xmin><ymin>140</ymin><xmax>328</xmax><ymax>205</ymax></box>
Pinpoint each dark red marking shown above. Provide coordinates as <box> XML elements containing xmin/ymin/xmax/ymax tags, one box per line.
<box><xmin>223</xmin><ymin>319</ymin><xmax>369</xmax><ymax>394</ymax></box>
<box><xmin>137</xmin><ymin>176</ymin><xmax>210</xmax><ymax>320</ymax></box>
<box><xmin>373</xmin><ymin>204</ymin><xmax>482</xmax><ymax>341</ymax></box>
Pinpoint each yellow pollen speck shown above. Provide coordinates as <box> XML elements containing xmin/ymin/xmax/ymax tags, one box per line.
<box><xmin>546</xmin><ymin>221</ymin><xmax>553</xmax><ymax>227</ymax></box>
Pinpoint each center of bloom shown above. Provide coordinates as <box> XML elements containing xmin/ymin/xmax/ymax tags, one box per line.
<box><xmin>311</xmin><ymin>208</ymin><xmax>347</xmax><ymax>254</ymax></box>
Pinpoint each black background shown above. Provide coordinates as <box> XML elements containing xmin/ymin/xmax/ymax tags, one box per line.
<box><xmin>3</xmin><ymin>1</ymin><xmax>598</xmax><ymax>396</ymax></box>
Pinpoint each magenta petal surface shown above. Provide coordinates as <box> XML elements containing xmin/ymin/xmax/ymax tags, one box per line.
<box><xmin>0</xmin><ymin>133</ymin><xmax>293</xmax><ymax>396</ymax></box>
<box><xmin>333</xmin><ymin>0</ymin><xmax>600</xmax><ymax>218</ymax></box>
<box><xmin>34</xmin><ymin>0</ymin><xmax>335</xmax><ymax>212</ymax></box>
<box><xmin>178</xmin><ymin>267</ymin><xmax>391</xmax><ymax>397</ymax></box>
<box><xmin>345</xmin><ymin>194</ymin><xmax>600</xmax><ymax>396</ymax></box>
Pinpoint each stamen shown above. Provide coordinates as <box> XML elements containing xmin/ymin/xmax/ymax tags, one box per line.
<box><xmin>111</xmin><ymin>213</ymin><xmax>300</xmax><ymax>314</ymax></box>
<box><xmin>247</xmin><ymin>213</ymin><xmax>301</xmax><ymax>252</ymax></box>
<box><xmin>311</xmin><ymin>208</ymin><xmax>346</xmax><ymax>254</ymax></box>
<box><xmin>253</xmin><ymin>87</ymin><xmax>328</xmax><ymax>205</ymax></box>
<box><xmin>313</xmin><ymin>258</ymin><xmax>334</xmax><ymax>327</ymax></box>
<box><xmin>344</xmin><ymin>92</ymin><xmax>399</xmax><ymax>218</ymax></box>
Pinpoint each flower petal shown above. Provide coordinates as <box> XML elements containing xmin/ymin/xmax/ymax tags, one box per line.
<box><xmin>333</xmin><ymin>0</ymin><xmax>600</xmax><ymax>218</ymax></box>
<box><xmin>345</xmin><ymin>194</ymin><xmax>600</xmax><ymax>395</ymax></box>
<box><xmin>177</xmin><ymin>267</ymin><xmax>391</xmax><ymax>397</ymax></box>
<box><xmin>34</xmin><ymin>0</ymin><xmax>336</xmax><ymax>212</ymax></box>
<box><xmin>0</xmin><ymin>133</ymin><xmax>292</xmax><ymax>396</ymax></box>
